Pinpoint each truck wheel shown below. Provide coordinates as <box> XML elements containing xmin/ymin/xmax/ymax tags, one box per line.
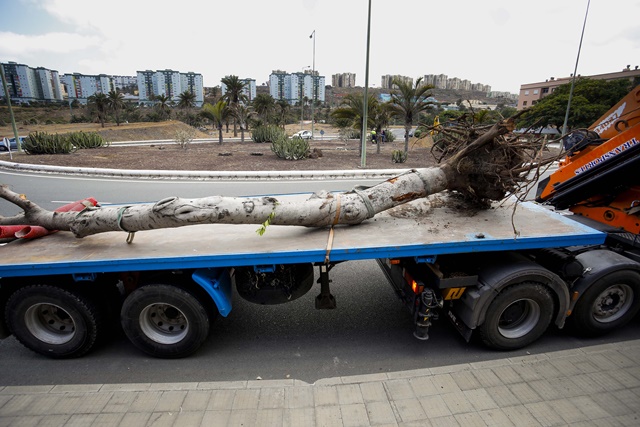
<box><xmin>570</xmin><ymin>271</ymin><xmax>640</xmax><ymax>336</ymax></box>
<box><xmin>121</xmin><ymin>284</ymin><xmax>209</xmax><ymax>358</ymax></box>
<box><xmin>4</xmin><ymin>285</ymin><xmax>102</xmax><ymax>358</ymax></box>
<box><xmin>478</xmin><ymin>283</ymin><xmax>554</xmax><ymax>350</ymax></box>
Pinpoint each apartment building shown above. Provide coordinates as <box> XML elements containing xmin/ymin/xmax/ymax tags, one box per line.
<box><xmin>517</xmin><ymin>66</ymin><xmax>640</xmax><ymax>110</ymax></box>
<box><xmin>137</xmin><ymin>69</ymin><xmax>204</xmax><ymax>107</ymax></box>
<box><xmin>332</xmin><ymin>73</ymin><xmax>356</xmax><ymax>88</ymax></box>
<box><xmin>268</xmin><ymin>70</ymin><xmax>325</xmax><ymax>105</ymax></box>
<box><xmin>0</xmin><ymin>61</ymin><xmax>63</xmax><ymax>103</ymax></box>
<box><xmin>381</xmin><ymin>74</ymin><xmax>413</xmax><ymax>89</ymax></box>
<box><xmin>112</xmin><ymin>75</ymin><xmax>137</xmax><ymax>91</ymax></box>
<box><xmin>220</xmin><ymin>78</ymin><xmax>257</xmax><ymax>102</ymax></box>
<box><xmin>61</xmin><ymin>73</ymin><xmax>113</xmax><ymax>104</ymax></box>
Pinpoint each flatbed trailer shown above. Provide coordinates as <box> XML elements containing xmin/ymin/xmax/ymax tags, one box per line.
<box><xmin>1</xmin><ymin>194</ymin><xmax>638</xmax><ymax>359</ymax></box>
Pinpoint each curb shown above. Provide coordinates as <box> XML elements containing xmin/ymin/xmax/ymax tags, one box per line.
<box><xmin>0</xmin><ymin>160</ymin><xmax>411</xmax><ymax>181</ymax></box>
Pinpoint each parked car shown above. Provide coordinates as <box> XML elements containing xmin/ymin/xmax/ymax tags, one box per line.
<box><xmin>291</xmin><ymin>130</ymin><xmax>313</xmax><ymax>140</ymax></box>
<box><xmin>0</xmin><ymin>136</ymin><xmax>25</xmax><ymax>152</ymax></box>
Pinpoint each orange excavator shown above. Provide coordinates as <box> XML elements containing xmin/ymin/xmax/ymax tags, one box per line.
<box><xmin>536</xmin><ymin>85</ymin><xmax>640</xmax><ymax>237</ymax></box>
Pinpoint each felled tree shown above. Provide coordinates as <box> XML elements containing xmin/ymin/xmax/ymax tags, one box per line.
<box><xmin>0</xmin><ymin>117</ymin><xmax>557</xmax><ymax>239</ymax></box>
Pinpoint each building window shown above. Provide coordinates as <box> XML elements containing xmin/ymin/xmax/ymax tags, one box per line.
<box><xmin>542</xmin><ymin>87</ymin><xmax>549</xmax><ymax>94</ymax></box>
<box><xmin>523</xmin><ymin>101</ymin><xmax>528</xmax><ymax>106</ymax></box>
<box><xmin>524</xmin><ymin>90</ymin><xmax>529</xmax><ymax>95</ymax></box>
<box><xmin>533</xmin><ymin>89</ymin><xmax>539</xmax><ymax>95</ymax></box>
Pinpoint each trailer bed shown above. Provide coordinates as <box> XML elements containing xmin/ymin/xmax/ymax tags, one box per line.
<box><xmin>0</xmin><ymin>195</ymin><xmax>605</xmax><ymax>278</ymax></box>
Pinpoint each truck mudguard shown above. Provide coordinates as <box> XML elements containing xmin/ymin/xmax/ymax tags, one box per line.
<box><xmin>453</xmin><ymin>252</ymin><xmax>570</xmax><ymax>330</ymax></box>
<box><xmin>191</xmin><ymin>268</ymin><xmax>233</xmax><ymax>317</ymax></box>
<box><xmin>570</xmin><ymin>249</ymin><xmax>640</xmax><ymax>312</ymax></box>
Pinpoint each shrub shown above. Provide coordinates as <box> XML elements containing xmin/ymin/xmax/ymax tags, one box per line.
<box><xmin>252</xmin><ymin>125</ymin><xmax>286</xmax><ymax>143</ymax></box>
<box><xmin>392</xmin><ymin>150</ymin><xmax>408</xmax><ymax>163</ymax></box>
<box><xmin>383</xmin><ymin>129</ymin><xmax>395</xmax><ymax>142</ymax></box>
<box><xmin>174</xmin><ymin>128</ymin><xmax>196</xmax><ymax>150</ymax></box>
<box><xmin>23</xmin><ymin>132</ymin><xmax>75</xmax><ymax>154</ymax></box>
<box><xmin>271</xmin><ymin>135</ymin><xmax>309</xmax><ymax>160</ymax></box>
<box><xmin>67</xmin><ymin>131</ymin><xmax>107</xmax><ymax>149</ymax></box>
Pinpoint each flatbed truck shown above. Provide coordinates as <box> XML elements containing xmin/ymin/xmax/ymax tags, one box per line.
<box><xmin>1</xmin><ymin>192</ymin><xmax>637</xmax><ymax>359</ymax></box>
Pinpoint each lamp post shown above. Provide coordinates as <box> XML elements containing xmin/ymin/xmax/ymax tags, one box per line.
<box><xmin>361</xmin><ymin>0</ymin><xmax>372</xmax><ymax>168</ymax></box>
<box><xmin>309</xmin><ymin>30</ymin><xmax>316</xmax><ymax>139</ymax></box>
<box><xmin>301</xmin><ymin>66</ymin><xmax>310</xmax><ymax>130</ymax></box>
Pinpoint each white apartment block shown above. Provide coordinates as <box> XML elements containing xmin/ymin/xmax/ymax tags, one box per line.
<box><xmin>269</xmin><ymin>70</ymin><xmax>325</xmax><ymax>105</ymax></box>
<box><xmin>0</xmin><ymin>61</ymin><xmax>63</xmax><ymax>103</ymax></box>
<box><xmin>220</xmin><ymin>78</ymin><xmax>257</xmax><ymax>102</ymax></box>
<box><xmin>381</xmin><ymin>74</ymin><xmax>413</xmax><ymax>89</ymax></box>
<box><xmin>137</xmin><ymin>69</ymin><xmax>204</xmax><ymax>107</ymax></box>
<box><xmin>62</xmin><ymin>73</ymin><xmax>113</xmax><ymax>104</ymax></box>
<box><xmin>332</xmin><ymin>73</ymin><xmax>356</xmax><ymax>88</ymax></box>
<box><xmin>112</xmin><ymin>75</ymin><xmax>137</xmax><ymax>91</ymax></box>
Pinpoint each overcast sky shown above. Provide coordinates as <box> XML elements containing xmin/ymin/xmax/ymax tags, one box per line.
<box><xmin>1</xmin><ymin>0</ymin><xmax>638</xmax><ymax>94</ymax></box>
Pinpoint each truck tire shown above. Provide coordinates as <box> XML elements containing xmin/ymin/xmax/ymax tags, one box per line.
<box><xmin>121</xmin><ymin>284</ymin><xmax>209</xmax><ymax>358</ymax></box>
<box><xmin>478</xmin><ymin>283</ymin><xmax>554</xmax><ymax>350</ymax></box>
<box><xmin>570</xmin><ymin>270</ymin><xmax>640</xmax><ymax>336</ymax></box>
<box><xmin>4</xmin><ymin>285</ymin><xmax>102</xmax><ymax>358</ymax></box>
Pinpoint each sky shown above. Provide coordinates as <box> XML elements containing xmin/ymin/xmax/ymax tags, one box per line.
<box><xmin>1</xmin><ymin>0</ymin><xmax>639</xmax><ymax>94</ymax></box>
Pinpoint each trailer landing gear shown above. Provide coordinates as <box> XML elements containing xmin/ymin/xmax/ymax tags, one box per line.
<box><xmin>315</xmin><ymin>264</ymin><xmax>336</xmax><ymax>309</ymax></box>
<box><xmin>414</xmin><ymin>288</ymin><xmax>442</xmax><ymax>340</ymax></box>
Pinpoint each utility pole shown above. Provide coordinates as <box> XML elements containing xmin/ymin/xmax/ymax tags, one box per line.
<box><xmin>360</xmin><ymin>0</ymin><xmax>372</xmax><ymax>168</ymax></box>
<box><xmin>310</xmin><ymin>30</ymin><xmax>316</xmax><ymax>139</ymax></box>
<box><xmin>0</xmin><ymin>63</ymin><xmax>22</xmax><ymax>153</ymax></box>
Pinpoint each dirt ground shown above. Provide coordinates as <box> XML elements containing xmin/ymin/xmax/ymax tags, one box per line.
<box><xmin>2</xmin><ymin>121</ymin><xmax>440</xmax><ymax>171</ymax></box>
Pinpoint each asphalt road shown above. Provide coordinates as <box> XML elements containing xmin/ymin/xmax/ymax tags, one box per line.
<box><xmin>1</xmin><ymin>170</ymin><xmax>639</xmax><ymax>386</ymax></box>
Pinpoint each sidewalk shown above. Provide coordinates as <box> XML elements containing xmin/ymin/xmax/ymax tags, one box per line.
<box><xmin>1</xmin><ymin>340</ymin><xmax>639</xmax><ymax>426</ymax></box>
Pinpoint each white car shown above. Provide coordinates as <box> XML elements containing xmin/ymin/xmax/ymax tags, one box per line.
<box><xmin>291</xmin><ymin>130</ymin><xmax>313</xmax><ymax>140</ymax></box>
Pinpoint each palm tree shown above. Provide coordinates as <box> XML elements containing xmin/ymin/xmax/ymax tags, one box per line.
<box><xmin>231</xmin><ymin>104</ymin><xmax>256</xmax><ymax>142</ymax></box>
<box><xmin>275</xmin><ymin>99</ymin><xmax>290</xmax><ymax>129</ymax></box>
<box><xmin>107</xmin><ymin>90</ymin><xmax>126</xmax><ymax>126</ymax></box>
<box><xmin>201</xmin><ymin>101</ymin><xmax>229</xmax><ymax>144</ymax></box>
<box><xmin>178</xmin><ymin>91</ymin><xmax>196</xmax><ymax>111</ymax></box>
<box><xmin>331</xmin><ymin>93</ymin><xmax>379</xmax><ymax>156</ymax></box>
<box><xmin>88</xmin><ymin>92</ymin><xmax>109</xmax><ymax>127</ymax></box>
<box><xmin>154</xmin><ymin>94</ymin><xmax>172</xmax><ymax>121</ymax></box>
<box><xmin>252</xmin><ymin>93</ymin><xmax>275</xmax><ymax>123</ymax></box>
<box><xmin>389</xmin><ymin>77</ymin><xmax>434</xmax><ymax>154</ymax></box>
<box><xmin>221</xmin><ymin>75</ymin><xmax>248</xmax><ymax>136</ymax></box>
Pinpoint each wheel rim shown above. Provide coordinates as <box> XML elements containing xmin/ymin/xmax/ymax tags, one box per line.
<box><xmin>24</xmin><ymin>303</ymin><xmax>76</xmax><ymax>345</ymax></box>
<box><xmin>592</xmin><ymin>284</ymin><xmax>633</xmax><ymax>324</ymax></box>
<box><xmin>139</xmin><ymin>303</ymin><xmax>189</xmax><ymax>344</ymax></box>
<box><xmin>497</xmin><ymin>298</ymin><xmax>541</xmax><ymax>339</ymax></box>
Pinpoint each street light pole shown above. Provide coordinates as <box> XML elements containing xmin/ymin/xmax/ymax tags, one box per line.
<box><xmin>310</xmin><ymin>30</ymin><xmax>316</xmax><ymax>139</ymax></box>
<box><xmin>361</xmin><ymin>0</ymin><xmax>372</xmax><ymax>168</ymax></box>
<box><xmin>301</xmin><ymin>66</ymin><xmax>310</xmax><ymax>130</ymax></box>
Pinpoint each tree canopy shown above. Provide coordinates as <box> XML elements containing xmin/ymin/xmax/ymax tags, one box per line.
<box><xmin>518</xmin><ymin>78</ymin><xmax>633</xmax><ymax>131</ymax></box>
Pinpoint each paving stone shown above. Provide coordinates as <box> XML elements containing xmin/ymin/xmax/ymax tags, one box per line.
<box><xmin>227</xmin><ymin>409</ymin><xmax>257</xmax><ymax>426</ymax></box>
<box><xmin>102</xmin><ymin>391</ymin><xmax>136</xmax><ymax>413</ymax></box>
<box><xmin>418</xmin><ymin>395</ymin><xmax>452</xmax><ymax>418</ymax></box>
<box><xmin>611</xmin><ymin>389</ymin><xmax>640</xmax><ymax>412</ymax></box>
<box><xmin>429</xmin><ymin>363</ymin><xmax>471</xmax><ymax>375</ymax></box>
<box><xmin>454</xmin><ymin>412</ymin><xmax>488</xmax><ymax>426</ymax></box>
<box><xmin>408</xmin><ymin>376</ymin><xmax>439</xmax><ymax>397</ymax></box>
<box><xmin>478</xmin><ymin>409</ymin><xmax>515</xmax><ymax>426</ymax></box>
<box><xmin>524</xmin><ymin>401</ymin><xmax>565</xmax><ymax>426</ymax></box>
<box><xmin>584</xmin><ymin>371</ymin><xmax>626</xmax><ymax>392</ymax></box>
<box><xmin>451</xmin><ymin>370</ymin><xmax>482</xmax><ymax>391</ymax></box>
<box><xmin>360</xmin><ymin>382</ymin><xmax>388</xmax><ymax>402</ymax></box>
<box><xmin>547</xmin><ymin>399</ymin><xmax>588</xmax><ymax>424</ymax></box>
<box><xmin>128</xmin><ymin>391</ymin><xmax>162</xmax><ymax>413</ymax></box>
<box><xmin>491</xmin><ymin>365</ymin><xmax>523</xmax><ymax>385</ymax></box>
<box><xmin>154</xmin><ymin>390</ymin><xmax>187</xmax><ymax>412</ymax></box>
<box><xmin>366</xmin><ymin>401</ymin><xmax>397</xmax><ymax>425</ymax></box>
<box><xmin>392</xmin><ymin>398</ymin><xmax>427</xmax><ymax>422</ymax></box>
<box><xmin>206</xmin><ymin>390</ymin><xmax>235</xmax><ymax>410</ymax></box>
<box><xmin>0</xmin><ymin>395</ymin><xmax>42</xmax><ymax>416</ymax></box>
<box><xmin>100</xmin><ymin>383</ymin><xmax>151</xmax><ymax>392</ymax></box>
<box><xmin>341</xmin><ymin>403</ymin><xmax>369</xmax><ymax>427</ymax></box>
<box><xmin>55</xmin><ymin>393</ymin><xmax>112</xmax><ymax>415</ymax></box>
<box><xmin>441</xmin><ymin>391</ymin><xmax>475</xmax><ymax>415</ymax></box>
<box><xmin>197</xmin><ymin>381</ymin><xmax>246</xmax><ymax>390</ymax></box>
<box><xmin>285</xmin><ymin>386</ymin><xmax>314</xmax><ymax>408</ymax></box>
<box><xmin>484</xmin><ymin>385</ymin><xmax>522</xmax><ymax>407</ymax></box>
<box><xmin>314</xmin><ymin>386</ymin><xmax>339</xmax><ymax>406</ymax></box>
<box><xmin>471</xmin><ymin>369</ymin><xmax>504</xmax><ymax>388</ymax></box>
<box><xmin>341</xmin><ymin>373</ymin><xmax>388</xmax><ymax>384</ymax></box>
<box><xmin>283</xmin><ymin>407</ymin><xmax>315</xmax><ymax>427</ymax></box>
<box><xmin>146</xmin><ymin>412</ymin><xmax>177</xmax><ymax>427</ymax></box>
<box><xmin>201</xmin><ymin>410</ymin><xmax>230</xmax><ymax>426</ymax></box>
<box><xmin>181</xmin><ymin>390</ymin><xmax>212</xmax><ymax>411</ymax></box>
<box><xmin>0</xmin><ymin>385</ymin><xmax>54</xmax><ymax>395</ymax></box>
<box><xmin>501</xmin><ymin>405</ymin><xmax>541</xmax><ymax>426</ymax></box>
<box><xmin>173</xmin><ymin>410</ymin><xmax>204</xmax><ymax>427</ymax></box>
<box><xmin>118</xmin><ymin>412</ymin><xmax>151</xmax><ymax>427</ymax></box>
<box><xmin>428</xmin><ymin>415</ymin><xmax>461</xmax><ymax>427</ymax></box>
<box><xmin>259</xmin><ymin>387</ymin><xmax>285</xmax><ymax>409</ymax></box>
<box><xmin>93</xmin><ymin>413</ymin><xmax>125</xmax><ymax>426</ymax></box>
<box><xmin>65</xmin><ymin>414</ymin><xmax>97</xmax><ymax>426</ymax></box>
<box><xmin>527</xmin><ymin>379</ymin><xmax>565</xmax><ymax>401</ymax></box>
<box><xmin>590</xmin><ymin>392</ymin><xmax>637</xmax><ymax>417</ymax></box>
<box><xmin>315</xmin><ymin>405</ymin><xmax>343</xmax><ymax>427</ymax></box>
<box><xmin>0</xmin><ymin>415</ymin><xmax>41</xmax><ymax>427</ymax></box>
<box><xmin>51</xmin><ymin>384</ymin><xmax>101</xmax><ymax>393</ymax></box>
<box><xmin>430</xmin><ymin>374</ymin><xmax>461</xmax><ymax>394</ymax></box>
<box><xmin>568</xmin><ymin>395</ymin><xmax>614</xmax><ymax>420</ymax></box>
<box><xmin>385</xmin><ymin>380</ymin><xmax>416</xmax><ymax>401</ymax></box>
<box><xmin>614</xmin><ymin>414</ymin><xmax>640</xmax><ymax>426</ymax></box>
<box><xmin>255</xmin><ymin>408</ymin><xmax>283</xmax><ymax>427</ymax></box>
<box><xmin>507</xmin><ymin>383</ymin><xmax>543</xmax><ymax>404</ymax></box>
<box><xmin>231</xmin><ymin>389</ymin><xmax>260</xmax><ymax>410</ymax></box>
<box><xmin>608</xmin><ymin>369</ymin><xmax>640</xmax><ymax>388</ymax></box>
<box><xmin>463</xmin><ymin>389</ymin><xmax>498</xmax><ymax>411</ymax></box>
<box><xmin>337</xmin><ymin>384</ymin><xmax>364</xmax><ymax>405</ymax></box>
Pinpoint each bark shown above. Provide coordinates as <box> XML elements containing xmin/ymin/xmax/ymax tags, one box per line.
<box><xmin>0</xmin><ymin>117</ymin><xmax>553</xmax><ymax>239</ymax></box>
